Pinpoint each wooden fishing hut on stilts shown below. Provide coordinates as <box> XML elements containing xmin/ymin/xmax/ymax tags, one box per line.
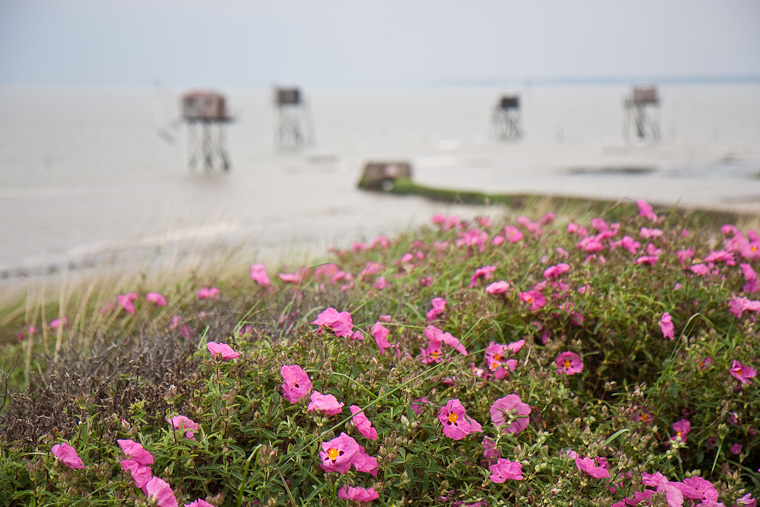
<box><xmin>624</xmin><ymin>86</ymin><xmax>661</xmax><ymax>141</ymax></box>
<box><xmin>181</xmin><ymin>91</ymin><xmax>233</xmax><ymax>172</ymax></box>
<box><xmin>492</xmin><ymin>95</ymin><xmax>522</xmax><ymax>140</ymax></box>
<box><xmin>274</xmin><ymin>87</ymin><xmax>314</xmax><ymax>148</ymax></box>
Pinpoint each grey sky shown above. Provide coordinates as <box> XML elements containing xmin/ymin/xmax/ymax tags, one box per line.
<box><xmin>1</xmin><ymin>0</ymin><xmax>759</xmax><ymax>87</ymax></box>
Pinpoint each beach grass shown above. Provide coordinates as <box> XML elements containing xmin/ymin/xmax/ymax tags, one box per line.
<box><xmin>0</xmin><ymin>198</ymin><xmax>759</xmax><ymax>506</ymax></box>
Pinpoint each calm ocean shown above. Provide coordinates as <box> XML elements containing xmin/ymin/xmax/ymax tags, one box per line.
<box><xmin>1</xmin><ymin>85</ymin><xmax>759</xmax><ymax>279</ymax></box>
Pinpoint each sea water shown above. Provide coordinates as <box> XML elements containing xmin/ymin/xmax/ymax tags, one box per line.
<box><xmin>1</xmin><ymin>85</ymin><xmax>759</xmax><ymax>278</ymax></box>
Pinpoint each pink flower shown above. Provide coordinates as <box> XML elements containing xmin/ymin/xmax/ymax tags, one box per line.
<box><xmin>307</xmin><ymin>391</ymin><xmax>344</xmax><ymax>416</ymax></box>
<box><xmin>197</xmin><ymin>287</ymin><xmax>220</xmax><ymax>299</ymax></box>
<box><xmin>279</xmin><ymin>267</ymin><xmax>309</xmax><ymax>284</ymax></box>
<box><xmin>504</xmin><ymin>225</ymin><xmax>524</xmax><ymax>243</ymax></box>
<box><xmin>656</xmin><ymin>482</ymin><xmax>684</xmax><ymax>507</ymax></box>
<box><xmin>742</xmin><ymin>240</ymin><xmax>760</xmax><ymax>261</ymax></box>
<box><xmin>117</xmin><ymin>291</ymin><xmax>139</xmax><ymax>313</ymax></box>
<box><xmin>489</xmin><ymin>458</ymin><xmax>524</xmax><ymax>482</ymax></box>
<box><xmin>320</xmin><ymin>432</ymin><xmax>362</xmax><ymax>474</ymax></box>
<box><xmin>145</xmin><ymin>292</ymin><xmax>167</xmax><ymax>307</ymax></box>
<box><xmin>681</xmin><ymin>477</ymin><xmax>718</xmax><ymax>506</ymax></box>
<box><xmin>426</xmin><ymin>297</ymin><xmax>447</xmax><ymax>322</ymax></box>
<box><xmin>371</xmin><ymin>322</ymin><xmax>393</xmax><ymax>355</ymax></box>
<box><xmin>728</xmin><ymin>296</ymin><xmax>760</xmax><ymax>318</ymax></box>
<box><xmin>338</xmin><ymin>485</ymin><xmax>379</xmax><ymax>502</ymax></box>
<box><xmin>420</xmin><ymin>339</ymin><xmax>444</xmax><ymax>364</ymax></box>
<box><xmin>51</xmin><ymin>442</ymin><xmax>85</xmax><ymax>469</ymax></box>
<box><xmin>740</xmin><ymin>263</ymin><xmax>759</xmax><ymax>293</ymax></box>
<box><xmin>705</xmin><ymin>249</ymin><xmax>735</xmax><ymax>265</ymax></box>
<box><xmin>438</xmin><ymin>399</ymin><xmax>482</xmax><ymax>440</ymax></box>
<box><xmin>668</xmin><ymin>482</ymin><xmax>706</xmax><ymax>505</ymax></box>
<box><xmin>423</xmin><ymin>325</ymin><xmax>467</xmax><ymax>358</ymax></box>
<box><xmin>312</xmin><ymin>308</ymin><xmax>354</xmax><ymax>338</ymax></box>
<box><xmin>556</xmin><ymin>351</ymin><xmax>583</xmax><ymax>375</ymax></box>
<box><xmin>168</xmin><ymin>415</ymin><xmax>199</xmax><ymax>440</ymax></box>
<box><xmin>482</xmin><ymin>436</ymin><xmax>500</xmax><ymax>459</ymax></box>
<box><xmin>736</xmin><ymin>493</ymin><xmax>757</xmax><ymax>507</ymax></box>
<box><xmin>281</xmin><ymin>364</ymin><xmax>313</xmax><ymax>403</ymax></box>
<box><xmin>642</xmin><ymin>471</ymin><xmax>668</xmax><ymax>488</ymax></box>
<box><xmin>120</xmin><ymin>458</ymin><xmax>152</xmax><ymax>489</ymax></box>
<box><xmin>351</xmin><ymin>449</ymin><xmax>379</xmax><ymax>476</ymax></box>
<box><xmin>350</xmin><ymin>405</ymin><xmax>378</xmax><ymax>441</ymax></box>
<box><xmin>456</xmin><ymin>228</ymin><xmax>489</xmax><ymax>253</ymax></box>
<box><xmin>50</xmin><ymin>316</ymin><xmax>68</xmax><ymax>329</ymax></box>
<box><xmin>490</xmin><ymin>394</ymin><xmax>531</xmax><ymax>435</ymax></box>
<box><xmin>484</xmin><ymin>341</ymin><xmax>517</xmax><ymax>375</ymax></box>
<box><xmin>249</xmin><ymin>263</ymin><xmax>271</xmax><ymax>288</ymax></box>
<box><xmin>634</xmin><ymin>255</ymin><xmax>659</xmax><ymax>266</ymax></box>
<box><xmin>117</xmin><ymin>439</ymin><xmax>154</xmax><ymax>465</ymax></box>
<box><xmin>206</xmin><ymin>341</ymin><xmax>239</xmax><ymax>360</ymax></box>
<box><xmin>730</xmin><ymin>443</ymin><xmax>743</xmax><ymax>455</ymax></box>
<box><xmin>185</xmin><ymin>500</ymin><xmax>215</xmax><ymax>507</ymax></box>
<box><xmin>519</xmin><ymin>290</ymin><xmax>546</xmax><ymax>311</ymax></box>
<box><xmin>563</xmin><ymin>449</ymin><xmax>578</xmax><ymax>460</ymax></box>
<box><xmin>374</xmin><ymin>276</ymin><xmax>388</xmax><ymax>289</ymax></box>
<box><xmin>314</xmin><ymin>263</ymin><xmax>341</xmax><ymax>279</ymax></box>
<box><xmin>575</xmin><ymin>457</ymin><xmax>610</xmax><ymax>479</ymax></box>
<box><xmin>539</xmin><ymin>211</ymin><xmax>556</xmax><ymax>225</ymax></box>
<box><xmin>637</xmin><ymin>199</ymin><xmax>658</xmax><ymax>222</ymax></box>
<box><xmin>485</xmin><ymin>281</ymin><xmax>509</xmax><ymax>295</ymax></box>
<box><xmin>411</xmin><ymin>397</ymin><xmax>429</xmax><ymax>415</ymax></box>
<box><xmin>469</xmin><ymin>265</ymin><xmax>497</xmax><ymax>288</ymax></box>
<box><xmin>640</xmin><ymin>227</ymin><xmax>663</xmax><ymax>239</ymax></box>
<box><xmin>544</xmin><ymin>263</ymin><xmax>570</xmax><ymax>279</ymax></box>
<box><xmin>432</xmin><ymin>214</ymin><xmax>462</xmax><ymax>230</ymax></box>
<box><xmin>660</xmin><ymin>312</ymin><xmax>675</xmax><ymax>340</ymax></box>
<box><xmin>612</xmin><ymin>235</ymin><xmax>640</xmax><ymax>254</ymax></box>
<box><xmin>730</xmin><ymin>360</ymin><xmax>756</xmax><ymax>384</ymax></box>
<box><xmin>577</xmin><ymin>235</ymin><xmax>604</xmax><ymax>253</ymax></box>
<box><xmin>145</xmin><ymin>477</ymin><xmax>178</xmax><ymax>507</ymax></box>
<box><xmin>670</xmin><ymin>419</ymin><xmax>690</xmax><ymax>443</ymax></box>
<box><xmin>168</xmin><ymin>314</ymin><xmax>191</xmax><ymax>338</ymax></box>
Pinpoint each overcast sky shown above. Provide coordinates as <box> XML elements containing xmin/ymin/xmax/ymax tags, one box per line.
<box><xmin>1</xmin><ymin>0</ymin><xmax>759</xmax><ymax>87</ymax></box>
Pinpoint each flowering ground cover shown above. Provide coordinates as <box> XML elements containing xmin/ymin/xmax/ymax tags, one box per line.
<box><xmin>0</xmin><ymin>201</ymin><xmax>759</xmax><ymax>506</ymax></box>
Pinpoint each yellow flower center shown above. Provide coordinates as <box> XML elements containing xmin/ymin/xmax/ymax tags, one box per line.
<box><xmin>492</xmin><ymin>362</ymin><xmax>499</xmax><ymax>369</ymax></box>
<box><xmin>448</xmin><ymin>412</ymin><xmax>458</xmax><ymax>424</ymax></box>
<box><xmin>328</xmin><ymin>448</ymin><xmax>339</xmax><ymax>460</ymax></box>
<box><xmin>493</xmin><ymin>354</ymin><xmax>503</xmax><ymax>361</ymax></box>
<box><xmin>752</xmin><ymin>246</ymin><xmax>758</xmax><ymax>252</ymax></box>
<box><xmin>676</xmin><ymin>431</ymin><xmax>683</xmax><ymax>437</ymax></box>
<box><xmin>431</xmin><ymin>350</ymin><xmax>440</xmax><ymax>358</ymax></box>
<box><xmin>734</xmin><ymin>368</ymin><xmax>743</xmax><ymax>377</ymax></box>
<box><xmin>563</xmin><ymin>359</ymin><xmax>572</xmax><ymax>369</ymax></box>
<box><xmin>527</xmin><ymin>296</ymin><xmax>534</xmax><ymax>304</ymax></box>
<box><xmin>640</xmin><ymin>414</ymin><xmax>650</xmax><ymax>422</ymax></box>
